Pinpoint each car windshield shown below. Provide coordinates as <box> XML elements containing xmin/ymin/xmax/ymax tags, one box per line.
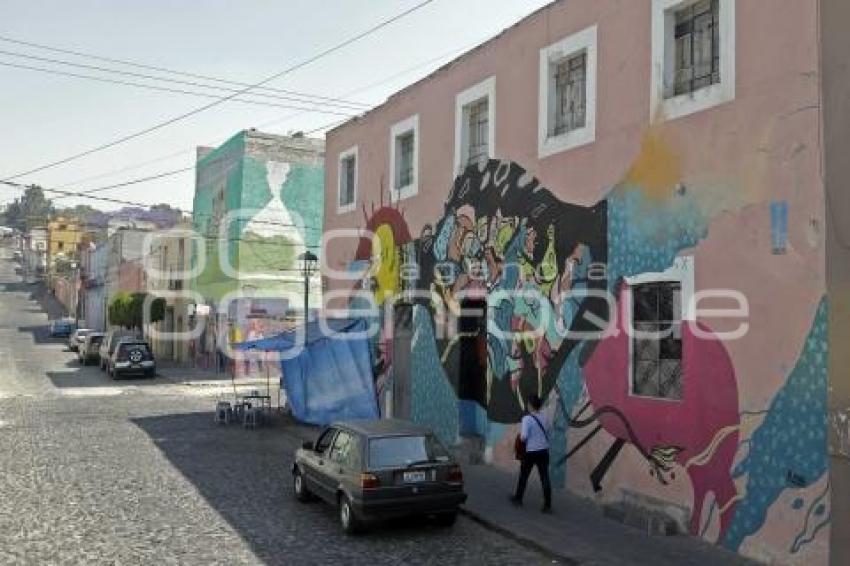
<box><xmin>368</xmin><ymin>435</ymin><xmax>450</xmax><ymax>469</ymax></box>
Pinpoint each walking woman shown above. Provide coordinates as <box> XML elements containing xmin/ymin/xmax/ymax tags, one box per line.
<box><xmin>511</xmin><ymin>394</ymin><xmax>552</xmax><ymax>513</ymax></box>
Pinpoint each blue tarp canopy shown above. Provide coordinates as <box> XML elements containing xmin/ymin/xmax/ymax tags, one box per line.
<box><xmin>236</xmin><ymin>318</ymin><xmax>378</xmax><ymax>426</ymax></box>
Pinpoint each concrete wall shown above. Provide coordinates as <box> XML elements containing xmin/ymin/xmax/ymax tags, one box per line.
<box><xmin>144</xmin><ymin>228</ymin><xmax>192</xmax><ymax>363</ymax></box>
<box><xmin>82</xmin><ymin>243</ymin><xmax>108</xmax><ymax>331</ymax></box>
<box><xmin>324</xmin><ymin>0</ymin><xmax>830</xmax><ymax>563</ymax></box>
<box><xmin>820</xmin><ymin>0</ymin><xmax>850</xmax><ymax>562</ymax></box>
<box><xmin>84</xmin><ymin>285</ymin><xmax>106</xmax><ymax>332</ymax></box>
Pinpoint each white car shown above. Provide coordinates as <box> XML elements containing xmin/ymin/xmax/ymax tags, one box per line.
<box><xmin>68</xmin><ymin>328</ymin><xmax>92</xmax><ymax>352</ymax></box>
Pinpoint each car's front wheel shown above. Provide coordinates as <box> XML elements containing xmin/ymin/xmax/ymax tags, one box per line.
<box><xmin>339</xmin><ymin>494</ymin><xmax>361</xmax><ymax>535</ymax></box>
<box><xmin>435</xmin><ymin>510</ymin><xmax>458</xmax><ymax>527</ymax></box>
<box><xmin>293</xmin><ymin>468</ymin><xmax>312</xmax><ymax>502</ymax></box>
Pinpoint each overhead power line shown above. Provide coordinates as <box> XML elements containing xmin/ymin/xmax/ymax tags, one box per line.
<box><xmin>0</xmin><ymin>0</ymin><xmax>435</xmax><ymax>182</ymax></box>
<box><xmin>48</xmin><ymin>36</ymin><xmax>475</xmax><ymax>199</ymax></box>
<box><xmin>0</xmin><ymin>48</ymin><xmax>371</xmax><ymax>111</ymax></box>
<box><xmin>0</xmin><ymin>61</ymin><xmax>359</xmax><ymax>116</ymax></box>
<box><xmin>0</xmin><ymin>179</ymin><xmax>325</xmax><ymax>233</ymax></box>
<box><xmin>0</xmin><ymin>34</ymin><xmax>373</xmax><ymax>110</ymax></box>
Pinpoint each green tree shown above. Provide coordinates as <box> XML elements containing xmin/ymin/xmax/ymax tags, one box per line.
<box><xmin>108</xmin><ymin>292</ymin><xmax>165</xmax><ymax>329</ymax></box>
<box><xmin>1</xmin><ymin>185</ymin><xmax>53</xmax><ymax>231</ymax></box>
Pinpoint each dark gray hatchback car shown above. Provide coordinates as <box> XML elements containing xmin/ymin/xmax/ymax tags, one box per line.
<box><xmin>292</xmin><ymin>419</ymin><xmax>467</xmax><ymax>534</ymax></box>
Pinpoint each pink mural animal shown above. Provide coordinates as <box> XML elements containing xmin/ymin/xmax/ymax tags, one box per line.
<box><xmin>582</xmin><ymin>285</ymin><xmax>740</xmax><ymax>536</ymax></box>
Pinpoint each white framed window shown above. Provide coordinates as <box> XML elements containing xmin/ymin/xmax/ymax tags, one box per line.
<box><xmin>337</xmin><ymin>145</ymin><xmax>358</xmax><ymax>214</ymax></box>
<box><xmin>389</xmin><ymin>114</ymin><xmax>419</xmax><ymax>202</ymax></box>
<box><xmin>454</xmin><ymin>76</ymin><xmax>495</xmax><ymax>175</ymax></box>
<box><xmin>625</xmin><ymin>257</ymin><xmax>694</xmax><ymax>401</ymax></box>
<box><xmin>651</xmin><ymin>0</ymin><xmax>735</xmax><ymax>121</ymax></box>
<box><xmin>538</xmin><ymin>25</ymin><xmax>597</xmax><ymax>159</ymax></box>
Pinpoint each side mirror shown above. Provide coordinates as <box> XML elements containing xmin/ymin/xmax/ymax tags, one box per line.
<box><xmin>302</xmin><ymin>441</ymin><xmax>314</xmax><ymax>451</ymax></box>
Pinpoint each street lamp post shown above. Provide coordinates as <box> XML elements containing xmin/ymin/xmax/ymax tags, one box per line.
<box><xmin>297</xmin><ymin>251</ymin><xmax>318</xmax><ymax>323</ymax></box>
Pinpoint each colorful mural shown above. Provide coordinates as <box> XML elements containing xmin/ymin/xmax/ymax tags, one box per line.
<box><xmin>192</xmin><ymin>131</ymin><xmax>324</xmax><ymax>303</ymax></box>
<box><xmin>351</xmin><ymin>153</ymin><xmax>829</xmax><ymax>561</ymax></box>
<box><xmin>194</xmin><ymin>132</ymin><xmax>324</xmax><ymax>300</ymax></box>
<box><xmin>192</xmin><ymin>131</ymin><xmax>324</xmax><ymax>364</ymax></box>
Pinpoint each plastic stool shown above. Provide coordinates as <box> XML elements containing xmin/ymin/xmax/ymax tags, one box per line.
<box><xmin>215</xmin><ymin>401</ymin><xmax>232</xmax><ymax>424</ymax></box>
<box><xmin>243</xmin><ymin>406</ymin><xmax>261</xmax><ymax>429</ymax></box>
<box><xmin>233</xmin><ymin>401</ymin><xmax>249</xmax><ymax>423</ymax></box>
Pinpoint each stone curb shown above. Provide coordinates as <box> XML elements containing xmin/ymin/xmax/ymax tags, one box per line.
<box><xmin>457</xmin><ymin>506</ymin><xmax>579</xmax><ymax>565</ymax></box>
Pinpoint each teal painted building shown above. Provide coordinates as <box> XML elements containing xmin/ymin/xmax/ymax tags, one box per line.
<box><xmin>191</xmin><ymin>130</ymin><xmax>324</xmax><ymax>350</ymax></box>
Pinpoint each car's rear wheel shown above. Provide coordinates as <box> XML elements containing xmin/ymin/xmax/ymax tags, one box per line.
<box><xmin>339</xmin><ymin>494</ymin><xmax>360</xmax><ymax>535</ymax></box>
<box><xmin>435</xmin><ymin>511</ymin><xmax>458</xmax><ymax>527</ymax></box>
<box><xmin>293</xmin><ymin>468</ymin><xmax>312</xmax><ymax>502</ymax></box>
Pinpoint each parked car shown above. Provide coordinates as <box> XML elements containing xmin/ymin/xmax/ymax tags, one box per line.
<box><xmin>68</xmin><ymin>328</ymin><xmax>92</xmax><ymax>352</ymax></box>
<box><xmin>49</xmin><ymin>319</ymin><xmax>76</xmax><ymax>338</ymax></box>
<box><xmin>108</xmin><ymin>339</ymin><xmax>156</xmax><ymax>379</ymax></box>
<box><xmin>78</xmin><ymin>332</ymin><xmax>105</xmax><ymax>365</ymax></box>
<box><xmin>292</xmin><ymin>420</ymin><xmax>466</xmax><ymax>534</ymax></box>
<box><xmin>98</xmin><ymin>329</ymin><xmax>134</xmax><ymax>371</ymax></box>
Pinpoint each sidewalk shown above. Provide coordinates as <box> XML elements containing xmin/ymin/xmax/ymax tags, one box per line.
<box><xmin>461</xmin><ymin>463</ymin><xmax>755</xmax><ymax>566</ymax></box>
<box><xmin>276</xmin><ymin>421</ymin><xmax>755</xmax><ymax>566</ymax></box>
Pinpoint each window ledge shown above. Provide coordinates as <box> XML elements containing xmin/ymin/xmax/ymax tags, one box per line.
<box><xmin>538</xmin><ymin>124</ymin><xmax>595</xmax><ymax>159</ymax></box>
<box><xmin>656</xmin><ymin>81</ymin><xmax>733</xmax><ymax>121</ymax></box>
<box><xmin>336</xmin><ymin>203</ymin><xmax>356</xmax><ymax>215</ymax></box>
<box><xmin>390</xmin><ymin>183</ymin><xmax>418</xmax><ymax>202</ymax></box>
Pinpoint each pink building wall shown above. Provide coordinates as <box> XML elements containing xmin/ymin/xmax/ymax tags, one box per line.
<box><xmin>117</xmin><ymin>262</ymin><xmax>145</xmax><ymax>294</ymax></box>
<box><xmin>323</xmin><ymin>1</ymin><xmax>831</xmax><ymax>563</ymax></box>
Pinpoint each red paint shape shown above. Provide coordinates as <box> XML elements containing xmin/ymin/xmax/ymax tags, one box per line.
<box><xmin>354</xmin><ymin>205</ymin><xmax>412</xmax><ymax>260</ymax></box>
<box><xmin>584</xmin><ymin>286</ymin><xmax>740</xmax><ymax>535</ymax></box>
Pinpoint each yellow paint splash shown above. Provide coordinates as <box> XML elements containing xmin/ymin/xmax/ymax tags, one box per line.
<box><xmin>624</xmin><ymin>130</ymin><xmax>682</xmax><ymax>200</ymax></box>
<box><xmin>370</xmin><ymin>224</ymin><xmax>399</xmax><ymax>306</ymax></box>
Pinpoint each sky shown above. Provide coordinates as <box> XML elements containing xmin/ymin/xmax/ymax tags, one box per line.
<box><xmin>0</xmin><ymin>0</ymin><xmax>552</xmax><ymax>212</ymax></box>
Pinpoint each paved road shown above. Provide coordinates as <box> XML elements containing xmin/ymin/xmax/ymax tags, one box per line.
<box><xmin>0</xmin><ymin>248</ymin><xmax>554</xmax><ymax>565</ymax></box>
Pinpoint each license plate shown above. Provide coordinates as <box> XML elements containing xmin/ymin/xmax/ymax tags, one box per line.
<box><xmin>403</xmin><ymin>471</ymin><xmax>427</xmax><ymax>483</ymax></box>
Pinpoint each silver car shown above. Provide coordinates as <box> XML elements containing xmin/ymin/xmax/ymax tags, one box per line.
<box><xmin>68</xmin><ymin>328</ymin><xmax>92</xmax><ymax>352</ymax></box>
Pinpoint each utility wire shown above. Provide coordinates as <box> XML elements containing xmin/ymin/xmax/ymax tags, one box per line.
<box><xmin>0</xmin><ymin>34</ymin><xmax>373</xmax><ymax>109</ymax></box>
<box><xmin>50</xmin><ymin>118</ymin><xmax>339</xmax><ymax>202</ymax></box>
<box><xmin>0</xmin><ymin>60</ymin><xmax>359</xmax><ymax>116</ymax></box>
<box><xmin>1</xmin><ymin>0</ymin><xmax>435</xmax><ymax>181</ymax></box>
<box><xmin>48</xmin><ymin>37</ymin><xmax>473</xmax><ymax>197</ymax></box>
<box><xmin>0</xmin><ymin>48</ymin><xmax>371</xmax><ymax>111</ymax></box>
<box><xmin>56</xmin><ymin>149</ymin><xmax>191</xmax><ymax>188</ymax></box>
<box><xmin>0</xmin><ymin>179</ymin><xmax>325</xmax><ymax>232</ymax></box>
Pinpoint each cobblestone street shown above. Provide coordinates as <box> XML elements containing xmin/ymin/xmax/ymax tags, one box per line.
<box><xmin>0</xmin><ymin>253</ymin><xmax>553</xmax><ymax>565</ymax></box>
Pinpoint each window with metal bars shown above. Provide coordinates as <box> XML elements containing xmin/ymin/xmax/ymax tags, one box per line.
<box><xmin>466</xmin><ymin>98</ymin><xmax>489</xmax><ymax>166</ymax></box>
<box><xmin>631</xmin><ymin>281</ymin><xmax>683</xmax><ymax>400</ymax></box>
<box><xmin>553</xmin><ymin>52</ymin><xmax>587</xmax><ymax>136</ymax></box>
<box><xmin>672</xmin><ymin>0</ymin><xmax>720</xmax><ymax>97</ymax></box>
<box><xmin>395</xmin><ymin>131</ymin><xmax>415</xmax><ymax>189</ymax></box>
<box><xmin>339</xmin><ymin>154</ymin><xmax>356</xmax><ymax>207</ymax></box>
